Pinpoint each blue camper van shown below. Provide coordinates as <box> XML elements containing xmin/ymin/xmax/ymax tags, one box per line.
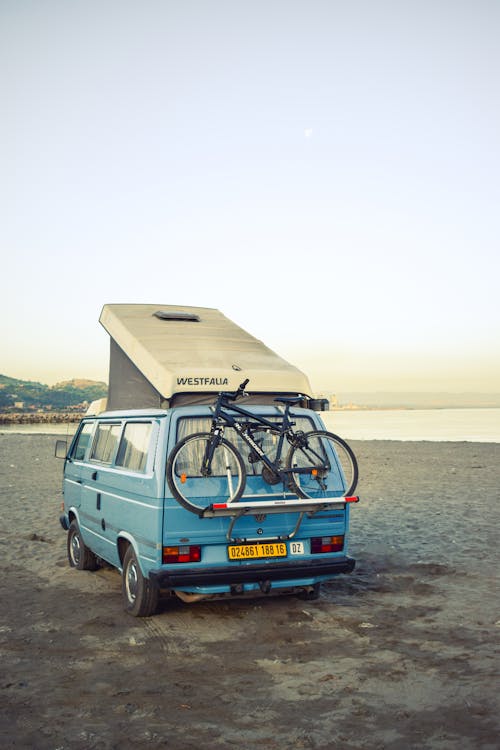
<box><xmin>57</xmin><ymin>305</ymin><xmax>360</xmax><ymax>616</ymax></box>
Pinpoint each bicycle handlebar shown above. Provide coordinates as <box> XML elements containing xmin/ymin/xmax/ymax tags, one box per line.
<box><xmin>220</xmin><ymin>378</ymin><xmax>250</xmax><ymax>402</ymax></box>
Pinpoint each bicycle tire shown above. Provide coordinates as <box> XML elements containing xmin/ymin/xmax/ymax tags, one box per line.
<box><xmin>286</xmin><ymin>430</ymin><xmax>358</xmax><ymax>499</ymax></box>
<box><xmin>166</xmin><ymin>432</ymin><xmax>247</xmax><ymax>513</ymax></box>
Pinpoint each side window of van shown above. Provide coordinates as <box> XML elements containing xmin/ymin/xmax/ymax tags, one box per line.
<box><xmin>72</xmin><ymin>422</ymin><xmax>95</xmax><ymax>461</ymax></box>
<box><xmin>115</xmin><ymin>422</ymin><xmax>153</xmax><ymax>473</ymax></box>
<box><xmin>90</xmin><ymin>423</ymin><xmax>122</xmax><ymax>464</ymax></box>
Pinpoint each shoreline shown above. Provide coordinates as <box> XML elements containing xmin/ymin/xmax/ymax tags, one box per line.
<box><xmin>1</xmin><ymin>404</ymin><xmax>499</xmax><ymax>423</ymax></box>
<box><xmin>2</xmin><ymin>406</ymin><xmax>499</xmax><ymax>445</ymax></box>
<box><xmin>0</xmin><ymin>425</ymin><xmax>498</xmax><ymax>445</ymax></box>
<box><xmin>332</xmin><ymin>404</ymin><xmax>500</xmax><ymax>411</ymax></box>
<box><xmin>1</xmin><ymin>425</ymin><xmax>498</xmax><ymax>445</ymax></box>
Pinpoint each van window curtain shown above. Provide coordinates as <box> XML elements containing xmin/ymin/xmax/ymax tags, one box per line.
<box><xmin>116</xmin><ymin>423</ymin><xmax>152</xmax><ymax>472</ymax></box>
<box><xmin>91</xmin><ymin>424</ymin><xmax>122</xmax><ymax>463</ymax></box>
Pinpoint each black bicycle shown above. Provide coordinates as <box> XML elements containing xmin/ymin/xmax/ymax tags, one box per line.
<box><xmin>166</xmin><ymin>379</ymin><xmax>358</xmax><ymax>514</ymax></box>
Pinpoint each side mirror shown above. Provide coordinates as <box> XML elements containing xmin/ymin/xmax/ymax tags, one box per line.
<box><xmin>55</xmin><ymin>440</ymin><xmax>68</xmax><ymax>459</ymax></box>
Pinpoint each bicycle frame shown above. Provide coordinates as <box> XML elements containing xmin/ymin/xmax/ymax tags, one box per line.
<box><xmin>208</xmin><ymin>395</ymin><xmax>305</xmax><ymax>479</ymax></box>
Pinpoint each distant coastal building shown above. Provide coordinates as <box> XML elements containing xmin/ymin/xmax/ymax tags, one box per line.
<box><xmin>315</xmin><ymin>393</ymin><xmax>338</xmax><ymax>408</ymax></box>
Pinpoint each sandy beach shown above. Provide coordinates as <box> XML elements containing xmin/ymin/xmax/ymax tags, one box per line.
<box><xmin>0</xmin><ymin>433</ymin><xmax>499</xmax><ymax>750</ymax></box>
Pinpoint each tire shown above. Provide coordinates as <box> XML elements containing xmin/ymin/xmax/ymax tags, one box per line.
<box><xmin>286</xmin><ymin>430</ymin><xmax>358</xmax><ymax>498</ymax></box>
<box><xmin>122</xmin><ymin>545</ymin><xmax>159</xmax><ymax>617</ymax></box>
<box><xmin>166</xmin><ymin>432</ymin><xmax>246</xmax><ymax>513</ymax></box>
<box><xmin>67</xmin><ymin>520</ymin><xmax>99</xmax><ymax>571</ymax></box>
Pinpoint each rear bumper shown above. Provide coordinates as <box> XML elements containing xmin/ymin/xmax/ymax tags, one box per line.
<box><xmin>149</xmin><ymin>556</ymin><xmax>355</xmax><ymax>588</ymax></box>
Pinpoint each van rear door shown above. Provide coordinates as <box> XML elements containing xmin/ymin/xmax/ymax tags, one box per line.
<box><xmin>160</xmin><ymin>406</ymin><xmax>355</xmax><ymax>593</ymax></box>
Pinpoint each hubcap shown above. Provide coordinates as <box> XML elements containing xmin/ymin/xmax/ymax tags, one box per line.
<box><xmin>70</xmin><ymin>533</ymin><xmax>81</xmax><ymax>565</ymax></box>
<box><xmin>126</xmin><ymin>559</ymin><xmax>138</xmax><ymax>603</ymax></box>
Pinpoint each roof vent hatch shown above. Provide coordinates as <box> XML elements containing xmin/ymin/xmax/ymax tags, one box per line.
<box><xmin>153</xmin><ymin>310</ymin><xmax>200</xmax><ymax>322</ymax></box>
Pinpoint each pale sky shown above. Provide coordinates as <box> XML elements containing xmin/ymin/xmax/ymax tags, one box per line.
<box><xmin>1</xmin><ymin>0</ymin><xmax>499</xmax><ymax>394</ymax></box>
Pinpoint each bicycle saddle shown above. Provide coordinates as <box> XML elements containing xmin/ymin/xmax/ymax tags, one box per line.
<box><xmin>274</xmin><ymin>395</ymin><xmax>304</xmax><ymax>405</ymax></box>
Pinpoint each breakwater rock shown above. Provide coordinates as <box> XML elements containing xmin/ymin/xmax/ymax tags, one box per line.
<box><xmin>0</xmin><ymin>412</ymin><xmax>82</xmax><ymax>425</ymax></box>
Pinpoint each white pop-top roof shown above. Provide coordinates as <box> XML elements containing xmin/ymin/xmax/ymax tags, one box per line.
<box><xmin>99</xmin><ymin>303</ymin><xmax>312</xmax><ymax>399</ymax></box>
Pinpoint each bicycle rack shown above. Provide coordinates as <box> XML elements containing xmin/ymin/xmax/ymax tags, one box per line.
<box><xmin>199</xmin><ymin>495</ymin><xmax>359</xmax><ymax>543</ymax></box>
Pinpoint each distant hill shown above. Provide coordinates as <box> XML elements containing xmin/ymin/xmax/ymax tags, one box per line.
<box><xmin>335</xmin><ymin>392</ymin><xmax>500</xmax><ymax>409</ymax></box>
<box><xmin>53</xmin><ymin>378</ymin><xmax>104</xmax><ymax>389</ymax></box>
<box><xmin>0</xmin><ymin>374</ymin><xmax>108</xmax><ymax>412</ymax></box>
<box><xmin>2</xmin><ymin>374</ymin><xmax>498</xmax><ymax>412</ymax></box>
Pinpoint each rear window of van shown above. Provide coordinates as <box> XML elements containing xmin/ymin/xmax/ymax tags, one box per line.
<box><xmin>175</xmin><ymin>415</ymin><xmax>315</xmax><ymax>472</ymax></box>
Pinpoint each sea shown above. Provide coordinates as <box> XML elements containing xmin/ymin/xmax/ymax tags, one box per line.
<box><xmin>1</xmin><ymin>407</ymin><xmax>499</xmax><ymax>443</ymax></box>
<box><xmin>321</xmin><ymin>407</ymin><xmax>500</xmax><ymax>443</ymax></box>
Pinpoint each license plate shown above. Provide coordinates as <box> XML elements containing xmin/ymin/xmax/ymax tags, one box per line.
<box><xmin>228</xmin><ymin>542</ymin><xmax>287</xmax><ymax>560</ymax></box>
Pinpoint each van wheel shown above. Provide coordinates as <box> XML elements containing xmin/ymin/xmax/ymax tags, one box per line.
<box><xmin>122</xmin><ymin>546</ymin><xmax>159</xmax><ymax>617</ymax></box>
<box><xmin>67</xmin><ymin>521</ymin><xmax>99</xmax><ymax>571</ymax></box>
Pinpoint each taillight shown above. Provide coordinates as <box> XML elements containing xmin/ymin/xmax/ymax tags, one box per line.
<box><xmin>311</xmin><ymin>536</ymin><xmax>344</xmax><ymax>554</ymax></box>
<box><xmin>162</xmin><ymin>545</ymin><xmax>201</xmax><ymax>564</ymax></box>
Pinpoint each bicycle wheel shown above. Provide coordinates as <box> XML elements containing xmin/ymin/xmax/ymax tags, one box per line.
<box><xmin>166</xmin><ymin>432</ymin><xmax>246</xmax><ymax>513</ymax></box>
<box><xmin>286</xmin><ymin>430</ymin><xmax>358</xmax><ymax>499</ymax></box>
